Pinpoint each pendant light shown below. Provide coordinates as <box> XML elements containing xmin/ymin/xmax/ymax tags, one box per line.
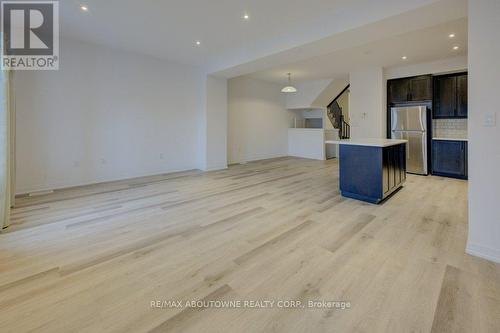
<box><xmin>281</xmin><ymin>73</ymin><xmax>297</xmax><ymax>93</ymax></box>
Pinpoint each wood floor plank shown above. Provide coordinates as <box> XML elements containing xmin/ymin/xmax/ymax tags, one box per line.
<box><xmin>233</xmin><ymin>220</ymin><xmax>318</xmax><ymax>265</ymax></box>
<box><xmin>0</xmin><ymin>157</ymin><xmax>498</xmax><ymax>333</ymax></box>
<box><xmin>431</xmin><ymin>265</ymin><xmax>482</xmax><ymax>333</ymax></box>
<box><xmin>148</xmin><ymin>285</ymin><xmax>235</xmax><ymax>333</ymax></box>
<box><xmin>323</xmin><ymin>213</ymin><xmax>376</xmax><ymax>253</ymax></box>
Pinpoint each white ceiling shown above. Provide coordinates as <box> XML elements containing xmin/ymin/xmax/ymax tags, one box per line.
<box><xmin>60</xmin><ymin>0</ymin><xmax>466</xmax><ymax>74</ymax></box>
<box><xmin>248</xmin><ymin>18</ymin><xmax>468</xmax><ymax>83</ymax></box>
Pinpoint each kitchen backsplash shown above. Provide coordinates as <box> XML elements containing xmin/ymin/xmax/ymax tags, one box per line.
<box><xmin>433</xmin><ymin>119</ymin><xmax>468</xmax><ymax>139</ymax></box>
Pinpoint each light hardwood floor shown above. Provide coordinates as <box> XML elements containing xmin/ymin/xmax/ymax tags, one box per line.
<box><xmin>1</xmin><ymin>157</ymin><xmax>499</xmax><ymax>332</ymax></box>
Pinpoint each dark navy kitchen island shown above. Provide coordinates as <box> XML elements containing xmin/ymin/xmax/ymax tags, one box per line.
<box><xmin>326</xmin><ymin>139</ymin><xmax>407</xmax><ymax>204</ymax></box>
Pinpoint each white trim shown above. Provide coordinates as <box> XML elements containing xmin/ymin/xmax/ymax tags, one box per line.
<box><xmin>15</xmin><ymin>165</ymin><xmax>198</xmax><ymax>196</ymax></box>
<box><xmin>203</xmin><ymin>164</ymin><xmax>228</xmax><ymax>172</ymax></box>
<box><xmin>466</xmin><ymin>243</ymin><xmax>500</xmax><ymax>264</ymax></box>
<box><xmin>229</xmin><ymin>153</ymin><xmax>288</xmax><ymax>166</ymax></box>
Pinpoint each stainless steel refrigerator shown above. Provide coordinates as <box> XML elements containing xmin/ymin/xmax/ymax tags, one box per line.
<box><xmin>391</xmin><ymin>106</ymin><xmax>428</xmax><ymax>175</ymax></box>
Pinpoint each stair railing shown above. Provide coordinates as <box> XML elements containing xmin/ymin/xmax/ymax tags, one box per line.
<box><xmin>339</xmin><ymin>115</ymin><xmax>350</xmax><ymax>139</ymax></box>
<box><xmin>327</xmin><ymin>84</ymin><xmax>351</xmax><ymax>139</ymax></box>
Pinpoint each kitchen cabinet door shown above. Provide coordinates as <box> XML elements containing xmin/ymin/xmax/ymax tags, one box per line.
<box><xmin>456</xmin><ymin>74</ymin><xmax>468</xmax><ymax>118</ymax></box>
<box><xmin>432</xmin><ymin>140</ymin><xmax>467</xmax><ymax>179</ymax></box>
<box><xmin>409</xmin><ymin>76</ymin><xmax>432</xmax><ymax>101</ymax></box>
<box><xmin>434</xmin><ymin>76</ymin><xmax>457</xmax><ymax>118</ymax></box>
<box><xmin>388</xmin><ymin>79</ymin><xmax>410</xmax><ymax>103</ymax></box>
<box><xmin>383</xmin><ymin>144</ymin><xmax>406</xmax><ymax>196</ymax></box>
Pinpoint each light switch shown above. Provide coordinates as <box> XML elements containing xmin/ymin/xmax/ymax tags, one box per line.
<box><xmin>483</xmin><ymin>112</ymin><xmax>497</xmax><ymax>127</ymax></box>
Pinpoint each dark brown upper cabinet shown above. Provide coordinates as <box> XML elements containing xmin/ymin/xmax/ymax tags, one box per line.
<box><xmin>388</xmin><ymin>78</ymin><xmax>410</xmax><ymax>103</ymax></box>
<box><xmin>388</xmin><ymin>75</ymin><xmax>432</xmax><ymax>104</ymax></box>
<box><xmin>433</xmin><ymin>73</ymin><xmax>468</xmax><ymax>119</ymax></box>
<box><xmin>409</xmin><ymin>76</ymin><xmax>433</xmax><ymax>101</ymax></box>
<box><xmin>456</xmin><ymin>74</ymin><xmax>468</xmax><ymax>117</ymax></box>
<box><xmin>435</xmin><ymin>76</ymin><xmax>456</xmax><ymax>117</ymax></box>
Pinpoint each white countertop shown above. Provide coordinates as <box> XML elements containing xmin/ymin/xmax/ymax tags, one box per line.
<box><xmin>289</xmin><ymin>128</ymin><xmax>324</xmax><ymax>131</ymax></box>
<box><xmin>325</xmin><ymin>138</ymin><xmax>408</xmax><ymax>147</ymax></box>
<box><xmin>432</xmin><ymin>137</ymin><xmax>468</xmax><ymax>141</ymax></box>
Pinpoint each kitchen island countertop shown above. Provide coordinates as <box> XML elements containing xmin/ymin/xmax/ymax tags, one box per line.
<box><xmin>325</xmin><ymin>138</ymin><xmax>408</xmax><ymax>147</ymax></box>
<box><xmin>432</xmin><ymin>137</ymin><xmax>468</xmax><ymax>141</ymax></box>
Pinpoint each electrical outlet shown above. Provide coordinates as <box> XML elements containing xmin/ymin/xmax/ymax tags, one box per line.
<box><xmin>483</xmin><ymin>112</ymin><xmax>496</xmax><ymax>127</ymax></box>
<box><xmin>159</xmin><ymin>153</ymin><xmax>164</xmax><ymax>160</ymax></box>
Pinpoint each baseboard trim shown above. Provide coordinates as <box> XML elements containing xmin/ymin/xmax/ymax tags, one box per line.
<box><xmin>203</xmin><ymin>165</ymin><xmax>228</xmax><ymax>172</ymax></box>
<box><xmin>229</xmin><ymin>153</ymin><xmax>288</xmax><ymax>165</ymax></box>
<box><xmin>16</xmin><ymin>166</ymin><xmax>199</xmax><ymax>197</ymax></box>
<box><xmin>466</xmin><ymin>243</ymin><xmax>500</xmax><ymax>264</ymax></box>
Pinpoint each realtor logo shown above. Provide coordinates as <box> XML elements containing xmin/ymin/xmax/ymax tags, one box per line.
<box><xmin>1</xmin><ymin>0</ymin><xmax>59</xmax><ymax>70</ymax></box>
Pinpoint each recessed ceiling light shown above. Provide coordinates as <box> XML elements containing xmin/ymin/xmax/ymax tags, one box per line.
<box><xmin>243</xmin><ymin>14</ymin><xmax>250</xmax><ymax>20</ymax></box>
<box><xmin>80</xmin><ymin>5</ymin><xmax>88</xmax><ymax>12</ymax></box>
<box><xmin>402</xmin><ymin>56</ymin><xmax>407</xmax><ymax>60</ymax></box>
<box><xmin>453</xmin><ymin>46</ymin><xmax>459</xmax><ymax>50</ymax></box>
<box><xmin>195</xmin><ymin>41</ymin><xmax>201</xmax><ymax>46</ymax></box>
<box><xmin>449</xmin><ymin>33</ymin><xmax>455</xmax><ymax>38</ymax></box>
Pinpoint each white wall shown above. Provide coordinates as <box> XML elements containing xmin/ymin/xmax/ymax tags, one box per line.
<box><xmin>313</xmin><ymin>77</ymin><xmax>350</xmax><ymax>108</ymax></box>
<box><xmin>227</xmin><ymin>76</ymin><xmax>290</xmax><ymax>164</ymax></box>
<box><xmin>285</xmin><ymin>77</ymin><xmax>350</xmax><ymax>130</ymax></box>
<box><xmin>384</xmin><ymin>56</ymin><xmax>467</xmax><ymax>79</ymax></box>
<box><xmin>288</xmin><ymin>129</ymin><xmax>326</xmax><ymax>160</ymax></box>
<box><xmin>15</xmin><ymin>38</ymin><xmax>206</xmax><ymax>194</ymax></box>
<box><xmin>286</xmin><ymin>78</ymin><xmax>349</xmax><ymax>109</ymax></box>
<box><xmin>286</xmin><ymin>79</ymin><xmax>332</xmax><ymax>109</ymax></box>
<box><xmin>467</xmin><ymin>0</ymin><xmax>500</xmax><ymax>263</ymax></box>
<box><xmin>349</xmin><ymin>67</ymin><xmax>385</xmax><ymax>139</ymax></box>
<box><xmin>202</xmin><ymin>75</ymin><xmax>228</xmax><ymax>171</ymax></box>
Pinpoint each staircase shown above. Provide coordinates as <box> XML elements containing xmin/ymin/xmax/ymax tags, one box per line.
<box><xmin>327</xmin><ymin>85</ymin><xmax>350</xmax><ymax>139</ymax></box>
